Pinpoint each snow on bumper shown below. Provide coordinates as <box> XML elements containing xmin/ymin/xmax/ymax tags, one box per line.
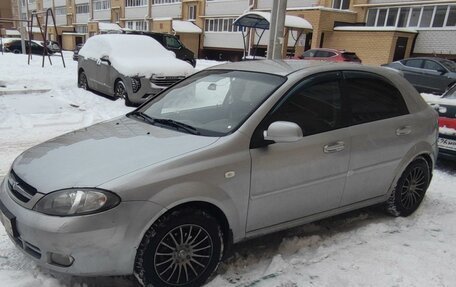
<box><xmin>0</xmin><ymin>177</ymin><xmax>164</xmax><ymax>276</ymax></box>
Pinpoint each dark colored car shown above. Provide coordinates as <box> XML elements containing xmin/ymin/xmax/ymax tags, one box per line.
<box><xmin>43</xmin><ymin>40</ymin><xmax>61</xmax><ymax>53</ymax></box>
<box><xmin>296</xmin><ymin>48</ymin><xmax>362</xmax><ymax>63</ymax></box>
<box><xmin>425</xmin><ymin>84</ymin><xmax>456</xmax><ymax>159</ymax></box>
<box><xmin>382</xmin><ymin>57</ymin><xmax>456</xmax><ymax>94</ymax></box>
<box><xmin>73</xmin><ymin>43</ymin><xmax>84</xmax><ymax>61</ymax></box>
<box><xmin>4</xmin><ymin>40</ymin><xmax>52</xmax><ymax>55</ymax></box>
<box><xmin>124</xmin><ymin>31</ymin><xmax>196</xmax><ymax>67</ymax></box>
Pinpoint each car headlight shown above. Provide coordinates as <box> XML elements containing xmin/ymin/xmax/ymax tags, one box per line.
<box><xmin>131</xmin><ymin>77</ymin><xmax>141</xmax><ymax>93</ymax></box>
<box><xmin>34</xmin><ymin>188</ymin><xmax>120</xmax><ymax>216</ymax></box>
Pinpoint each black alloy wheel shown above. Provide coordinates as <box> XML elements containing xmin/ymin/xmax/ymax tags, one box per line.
<box><xmin>386</xmin><ymin>158</ymin><xmax>430</xmax><ymax>217</ymax></box>
<box><xmin>135</xmin><ymin>209</ymin><xmax>223</xmax><ymax>287</ymax></box>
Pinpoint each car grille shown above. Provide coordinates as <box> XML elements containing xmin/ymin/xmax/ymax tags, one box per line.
<box><xmin>13</xmin><ymin>236</ymin><xmax>42</xmax><ymax>259</ymax></box>
<box><xmin>7</xmin><ymin>170</ymin><xmax>38</xmax><ymax>203</ymax></box>
<box><xmin>150</xmin><ymin>76</ymin><xmax>184</xmax><ymax>87</ymax></box>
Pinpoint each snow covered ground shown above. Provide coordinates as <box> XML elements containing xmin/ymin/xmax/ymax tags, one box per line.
<box><xmin>0</xmin><ymin>52</ymin><xmax>455</xmax><ymax>287</ymax></box>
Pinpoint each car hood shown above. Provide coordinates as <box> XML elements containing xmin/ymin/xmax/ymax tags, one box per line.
<box><xmin>12</xmin><ymin>116</ymin><xmax>219</xmax><ymax>194</ymax></box>
<box><xmin>112</xmin><ymin>56</ymin><xmax>195</xmax><ymax>78</ymax></box>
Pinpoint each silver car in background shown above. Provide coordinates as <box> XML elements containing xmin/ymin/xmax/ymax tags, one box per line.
<box><xmin>1</xmin><ymin>60</ymin><xmax>438</xmax><ymax>286</ymax></box>
<box><xmin>77</xmin><ymin>34</ymin><xmax>194</xmax><ymax>106</ymax></box>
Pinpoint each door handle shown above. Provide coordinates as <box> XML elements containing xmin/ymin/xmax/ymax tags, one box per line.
<box><xmin>396</xmin><ymin>126</ymin><xmax>411</xmax><ymax>136</ymax></box>
<box><xmin>324</xmin><ymin>141</ymin><xmax>345</xmax><ymax>153</ymax></box>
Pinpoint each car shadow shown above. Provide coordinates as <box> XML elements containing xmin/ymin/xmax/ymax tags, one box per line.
<box><xmin>436</xmin><ymin>157</ymin><xmax>456</xmax><ymax>173</ymax></box>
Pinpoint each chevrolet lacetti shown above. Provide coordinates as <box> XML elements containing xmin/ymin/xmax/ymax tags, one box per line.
<box><xmin>0</xmin><ymin>60</ymin><xmax>438</xmax><ymax>286</ymax></box>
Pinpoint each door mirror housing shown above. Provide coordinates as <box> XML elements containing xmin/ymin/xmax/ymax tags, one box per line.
<box><xmin>264</xmin><ymin>121</ymin><xmax>303</xmax><ymax>143</ymax></box>
<box><xmin>100</xmin><ymin>55</ymin><xmax>111</xmax><ymax>65</ymax></box>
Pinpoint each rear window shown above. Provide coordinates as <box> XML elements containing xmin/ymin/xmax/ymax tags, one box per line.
<box><xmin>342</xmin><ymin>52</ymin><xmax>360</xmax><ymax>61</ymax></box>
<box><xmin>404</xmin><ymin>59</ymin><xmax>423</xmax><ymax>68</ymax></box>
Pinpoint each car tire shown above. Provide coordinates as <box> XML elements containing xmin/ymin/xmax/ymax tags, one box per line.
<box><xmin>12</xmin><ymin>49</ymin><xmax>21</xmax><ymax>54</ymax></box>
<box><xmin>134</xmin><ymin>209</ymin><xmax>224</xmax><ymax>287</ymax></box>
<box><xmin>78</xmin><ymin>71</ymin><xmax>89</xmax><ymax>90</ymax></box>
<box><xmin>114</xmin><ymin>80</ymin><xmax>133</xmax><ymax>106</ymax></box>
<box><xmin>386</xmin><ymin>157</ymin><xmax>430</xmax><ymax>217</ymax></box>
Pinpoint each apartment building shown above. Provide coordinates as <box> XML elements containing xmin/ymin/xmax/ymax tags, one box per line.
<box><xmin>0</xmin><ymin>0</ymin><xmax>14</xmax><ymax>31</ymax></box>
<box><xmin>8</xmin><ymin>0</ymin><xmax>456</xmax><ymax>64</ymax></box>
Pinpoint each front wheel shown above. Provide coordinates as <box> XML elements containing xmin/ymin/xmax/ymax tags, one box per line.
<box><xmin>386</xmin><ymin>158</ymin><xmax>430</xmax><ymax>217</ymax></box>
<box><xmin>78</xmin><ymin>71</ymin><xmax>88</xmax><ymax>90</ymax></box>
<box><xmin>114</xmin><ymin>80</ymin><xmax>133</xmax><ymax>106</ymax></box>
<box><xmin>135</xmin><ymin>209</ymin><xmax>223</xmax><ymax>287</ymax></box>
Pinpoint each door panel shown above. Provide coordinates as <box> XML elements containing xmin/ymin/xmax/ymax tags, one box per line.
<box><xmin>248</xmin><ymin>129</ymin><xmax>350</xmax><ymax>231</ymax></box>
<box><xmin>340</xmin><ymin>71</ymin><xmax>412</xmax><ymax>205</ymax></box>
<box><xmin>247</xmin><ymin>72</ymin><xmax>350</xmax><ymax>232</ymax></box>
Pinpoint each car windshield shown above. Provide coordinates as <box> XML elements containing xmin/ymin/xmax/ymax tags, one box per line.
<box><xmin>440</xmin><ymin>59</ymin><xmax>456</xmax><ymax>72</ymax></box>
<box><xmin>137</xmin><ymin>70</ymin><xmax>286</xmax><ymax>136</ymax></box>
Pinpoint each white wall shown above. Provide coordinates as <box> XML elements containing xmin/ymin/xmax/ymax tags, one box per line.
<box><xmin>75</xmin><ymin>0</ymin><xmax>89</xmax><ymax>4</ymax></box>
<box><xmin>125</xmin><ymin>6</ymin><xmax>148</xmax><ymax>19</ymax></box>
<box><xmin>75</xmin><ymin>13</ymin><xmax>89</xmax><ymax>24</ymax></box>
<box><xmin>257</xmin><ymin>0</ymin><xmax>318</xmax><ymax>9</ymax></box>
<box><xmin>204</xmin><ymin>32</ymin><xmax>244</xmax><ymax>49</ymax></box>
<box><xmin>414</xmin><ymin>29</ymin><xmax>456</xmax><ymax>55</ymax></box>
<box><xmin>93</xmin><ymin>10</ymin><xmax>111</xmax><ymax>21</ymax></box>
<box><xmin>151</xmin><ymin>3</ymin><xmax>181</xmax><ymax>19</ymax></box>
<box><xmin>205</xmin><ymin>0</ymin><xmax>249</xmax><ymax>16</ymax></box>
<box><xmin>368</xmin><ymin>0</ymin><xmax>428</xmax><ymax>4</ymax></box>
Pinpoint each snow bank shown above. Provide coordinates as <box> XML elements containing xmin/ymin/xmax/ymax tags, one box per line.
<box><xmin>79</xmin><ymin>34</ymin><xmax>194</xmax><ymax>77</ymax></box>
<box><xmin>440</xmin><ymin>126</ymin><xmax>456</xmax><ymax>136</ymax></box>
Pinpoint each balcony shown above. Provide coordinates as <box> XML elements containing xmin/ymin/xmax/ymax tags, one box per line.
<box><xmin>151</xmin><ymin>3</ymin><xmax>181</xmax><ymax>19</ymax></box>
<box><xmin>125</xmin><ymin>6</ymin><xmax>148</xmax><ymax>19</ymax></box>
<box><xmin>205</xmin><ymin>0</ymin><xmax>249</xmax><ymax>16</ymax></box>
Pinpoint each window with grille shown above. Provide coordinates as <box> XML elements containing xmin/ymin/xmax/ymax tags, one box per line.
<box><xmin>76</xmin><ymin>4</ymin><xmax>89</xmax><ymax>14</ymax></box>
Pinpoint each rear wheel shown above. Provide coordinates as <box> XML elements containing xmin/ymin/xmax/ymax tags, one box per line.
<box><xmin>135</xmin><ymin>209</ymin><xmax>223</xmax><ymax>287</ymax></box>
<box><xmin>78</xmin><ymin>71</ymin><xmax>88</xmax><ymax>90</ymax></box>
<box><xmin>386</xmin><ymin>158</ymin><xmax>430</xmax><ymax>217</ymax></box>
<box><xmin>12</xmin><ymin>49</ymin><xmax>21</xmax><ymax>54</ymax></box>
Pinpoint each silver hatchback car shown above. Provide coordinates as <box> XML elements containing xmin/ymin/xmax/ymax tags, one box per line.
<box><xmin>0</xmin><ymin>60</ymin><xmax>438</xmax><ymax>286</ymax></box>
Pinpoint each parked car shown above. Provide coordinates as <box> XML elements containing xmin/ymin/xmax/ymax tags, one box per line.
<box><xmin>3</xmin><ymin>40</ymin><xmax>52</xmax><ymax>55</ymax></box>
<box><xmin>124</xmin><ymin>30</ymin><xmax>196</xmax><ymax>67</ymax></box>
<box><xmin>42</xmin><ymin>40</ymin><xmax>61</xmax><ymax>54</ymax></box>
<box><xmin>1</xmin><ymin>60</ymin><xmax>438</xmax><ymax>287</ymax></box>
<box><xmin>77</xmin><ymin>34</ymin><xmax>194</xmax><ymax>106</ymax></box>
<box><xmin>382</xmin><ymin>57</ymin><xmax>456</xmax><ymax>94</ymax></box>
<box><xmin>72</xmin><ymin>43</ymin><xmax>83</xmax><ymax>61</ymax></box>
<box><xmin>296</xmin><ymin>48</ymin><xmax>362</xmax><ymax>63</ymax></box>
<box><xmin>423</xmin><ymin>83</ymin><xmax>456</xmax><ymax>159</ymax></box>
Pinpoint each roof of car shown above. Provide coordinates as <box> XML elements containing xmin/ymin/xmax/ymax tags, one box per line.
<box><xmin>402</xmin><ymin>57</ymin><xmax>450</xmax><ymax>62</ymax></box>
<box><xmin>206</xmin><ymin>60</ymin><xmax>336</xmax><ymax>76</ymax></box>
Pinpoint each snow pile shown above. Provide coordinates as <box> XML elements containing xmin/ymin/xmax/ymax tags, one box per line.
<box><xmin>172</xmin><ymin>20</ymin><xmax>202</xmax><ymax>33</ymax></box>
<box><xmin>79</xmin><ymin>34</ymin><xmax>194</xmax><ymax>77</ymax></box>
<box><xmin>440</xmin><ymin>126</ymin><xmax>456</xmax><ymax>136</ymax></box>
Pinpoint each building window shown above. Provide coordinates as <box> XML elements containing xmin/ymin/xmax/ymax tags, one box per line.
<box><xmin>204</xmin><ymin>18</ymin><xmax>245</xmax><ymax>32</ymax></box>
<box><xmin>126</xmin><ymin>0</ymin><xmax>147</xmax><ymax>7</ymax></box>
<box><xmin>333</xmin><ymin>0</ymin><xmax>350</xmax><ymax>10</ymax></box>
<box><xmin>55</xmin><ymin>6</ymin><xmax>67</xmax><ymax>15</ymax></box>
<box><xmin>93</xmin><ymin>0</ymin><xmax>111</xmax><ymax>11</ymax></box>
<box><xmin>366</xmin><ymin>5</ymin><xmax>456</xmax><ymax>28</ymax></box>
<box><xmin>126</xmin><ymin>20</ymin><xmax>148</xmax><ymax>31</ymax></box>
<box><xmin>153</xmin><ymin>0</ymin><xmax>181</xmax><ymax>4</ymax></box>
<box><xmin>76</xmin><ymin>4</ymin><xmax>89</xmax><ymax>14</ymax></box>
<box><xmin>75</xmin><ymin>25</ymin><xmax>88</xmax><ymax>34</ymax></box>
<box><xmin>188</xmin><ymin>5</ymin><xmax>196</xmax><ymax>20</ymax></box>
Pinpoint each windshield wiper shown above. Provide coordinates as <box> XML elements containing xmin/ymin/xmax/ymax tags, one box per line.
<box><xmin>153</xmin><ymin>118</ymin><xmax>200</xmax><ymax>135</ymax></box>
<box><xmin>127</xmin><ymin>111</ymin><xmax>156</xmax><ymax>125</ymax></box>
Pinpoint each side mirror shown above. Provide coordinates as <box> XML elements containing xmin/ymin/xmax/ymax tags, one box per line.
<box><xmin>100</xmin><ymin>55</ymin><xmax>111</xmax><ymax>65</ymax></box>
<box><xmin>264</xmin><ymin>121</ymin><xmax>303</xmax><ymax>143</ymax></box>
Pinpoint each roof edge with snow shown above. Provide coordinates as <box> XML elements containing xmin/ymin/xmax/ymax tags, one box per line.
<box><xmin>234</xmin><ymin>11</ymin><xmax>313</xmax><ymax>30</ymax></box>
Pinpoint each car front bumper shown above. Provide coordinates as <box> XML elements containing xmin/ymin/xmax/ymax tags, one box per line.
<box><xmin>0</xmin><ymin>177</ymin><xmax>164</xmax><ymax>276</ymax></box>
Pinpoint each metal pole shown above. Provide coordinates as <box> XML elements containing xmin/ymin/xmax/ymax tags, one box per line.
<box><xmin>17</xmin><ymin>0</ymin><xmax>26</xmax><ymax>54</ymax></box>
<box><xmin>273</xmin><ymin>0</ymin><xmax>287</xmax><ymax>59</ymax></box>
<box><xmin>266</xmin><ymin>0</ymin><xmax>278</xmax><ymax>59</ymax></box>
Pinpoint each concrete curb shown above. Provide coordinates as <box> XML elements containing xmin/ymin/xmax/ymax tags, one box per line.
<box><xmin>0</xmin><ymin>88</ymin><xmax>51</xmax><ymax>96</ymax></box>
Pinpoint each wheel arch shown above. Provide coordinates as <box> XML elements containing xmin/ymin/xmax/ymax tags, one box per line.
<box><xmin>386</xmin><ymin>142</ymin><xmax>435</xmax><ymax>198</ymax></box>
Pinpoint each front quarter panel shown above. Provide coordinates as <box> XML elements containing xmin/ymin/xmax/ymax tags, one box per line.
<box><xmin>99</xmin><ymin>134</ymin><xmax>252</xmax><ymax>243</ymax></box>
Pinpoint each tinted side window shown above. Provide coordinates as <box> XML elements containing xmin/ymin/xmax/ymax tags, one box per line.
<box><xmin>423</xmin><ymin>60</ymin><xmax>444</xmax><ymax>71</ymax></box>
<box><xmin>303</xmin><ymin>49</ymin><xmax>317</xmax><ymax>57</ymax></box>
<box><xmin>404</xmin><ymin>59</ymin><xmax>423</xmax><ymax>68</ymax></box>
<box><xmin>268</xmin><ymin>72</ymin><xmax>343</xmax><ymax>136</ymax></box>
<box><xmin>343</xmin><ymin>71</ymin><xmax>408</xmax><ymax>125</ymax></box>
<box><xmin>165</xmin><ymin>36</ymin><xmax>181</xmax><ymax>49</ymax></box>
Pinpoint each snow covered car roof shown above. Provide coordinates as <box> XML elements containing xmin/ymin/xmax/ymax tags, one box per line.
<box><xmin>79</xmin><ymin>34</ymin><xmax>194</xmax><ymax>78</ymax></box>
